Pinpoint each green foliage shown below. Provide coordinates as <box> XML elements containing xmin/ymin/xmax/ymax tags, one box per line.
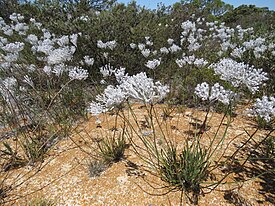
<box><xmin>88</xmin><ymin>160</ymin><xmax>107</xmax><ymax>177</ymax></box>
<box><xmin>28</xmin><ymin>197</ymin><xmax>55</xmax><ymax>206</ymax></box>
<box><xmin>1</xmin><ymin>142</ymin><xmax>26</xmax><ymax>171</ymax></box>
<box><xmin>97</xmin><ymin>129</ymin><xmax>127</xmax><ymax>163</ymax></box>
<box><xmin>221</xmin><ymin>5</ymin><xmax>275</xmax><ymax>34</ymax></box>
<box><xmin>263</xmin><ymin>135</ymin><xmax>274</xmax><ymax>158</ymax></box>
<box><xmin>159</xmin><ymin>144</ymin><xmax>209</xmax><ymax>204</ymax></box>
<box><xmin>0</xmin><ymin>0</ymin><xmax>19</xmax><ymax>20</ymax></box>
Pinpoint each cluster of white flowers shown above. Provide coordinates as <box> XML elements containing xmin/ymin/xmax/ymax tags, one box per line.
<box><xmin>167</xmin><ymin>38</ymin><xmax>174</xmax><ymax>45</ymax></box>
<box><xmin>83</xmin><ymin>55</ymin><xmax>94</xmax><ymax>66</ymax></box>
<box><xmin>145</xmin><ymin>37</ymin><xmax>153</xmax><ymax>46</ymax></box>
<box><xmin>99</xmin><ymin>63</ymin><xmax>115</xmax><ymax>77</ymax></box>
<box><xmin>241</xmin><ymin>37</ymin><xmax>272</xmax><ymax>58</ymax></box>
<box><xmin>180</xmin><ymin>19</ymin><xmax>206</xmax><ymax>52</ymax></box>
<box><xmin>168</xmin><ymin>44</ymin><xmax>182</xmax><ymax>53</ymax></box>
<box><xmin>141</xmin><ymin>49</ymin><xmax>150</xmax><ymax>58</ymax></box>
<box><xmin>195</xmin><ymin>82</ymin><xmax>236</xmax><ymax>105</ymax></box>
<box><xmin>176</xmin><ymin>55</ymin><xmax>208</xmax><ymax>68</ymax></box>
<box><xmin>247</xmin><ymin>96</ymin><xmax>275</xmax><ymax>122</ymax></box>
<box><xmin>145</xmin><ymin>59</ymin><xmax>161</xmax><ymax>70</ymax></box>
<box><xmin>211</xmin><ymin>58</ymin><xmax>268</xmax><ymax>93</ymax></box>
<box><xmin>178</xmin><ymin>17</ymin><xmax>275</xmax><ymax>63</ymax></box>
<box><xmin>181</xmin><ymin>20</ymin><xmax>196</xmax><ymax>34</ymax></box>
<box><xmin>160</xmin><ymin>47</ymin><xmax>169</xmax><ymax>54</ymax></box>
<box><xmin>120</xmin><ymin>72</ymin><xmax>169</xmax><ymax>103</ymax></box>
<box><xmin>114</xmin><ymin>67</ymin><xmax>127</xmax><ymax>83</ymax></box>
<box><xmin>78</xmin><ymin>15</ymin><xmax>89</xmax><ymax>22</ymax></box>
<box><xmin>88</xmin><ymin>72</ymin><xmax>169</xmax><ymax>115</ymax></box>
<box><xmin>0</xmin><ymin>13</ymin><xmax>29</xmax><ymax>36</ymax></box>
<box><xmin>97</xmin><ymin>40</ymin><xmax>117</xmax><ymax>50</ymax></box>
<box><xmin>0</xmin><ymin>13</ymin><xmax>89</xmax><ymax>82</ymax></box>
<box><xmin>0</xmin><ymin>77</ymin><xmax>17</xmax><ymax>101</ymax></box>
<box><xmin>131</xmin><ymin>38</ymin><xmax>156</xmax><ymax>58</ymax></box>
<box><xmin>231</xmin><ymin>47</ymin><xmax>246</xmax><ymax>58</ymax></box>
<box><xmin>68</xmin><ymin>66</ymin><xmax>89</xmax><ymax>80</ymax></box>
<box><xmin>130</xmin><ymin>43</ymin><xmax>136</xmax><ymax>49</ymax></box>
<box><xmin>52</xmin><ymin>63</ymin><xmax>66</xmax><ymax>77</ymax></box>
<box><xmin>23</xmin><ymin>75</ymin><xmax>34</xmax><ymax>87</ymax></box>
<box><xmin>47</xmin><ymin>46</ymin><xmax>75</xmax><ymax>65</ymax></box>
<box><xmin>2</xmin><ymin>42</ymin><xmax>24</xmax><ymax>53</ymax></box>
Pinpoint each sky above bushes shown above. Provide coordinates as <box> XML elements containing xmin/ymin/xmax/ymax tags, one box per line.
<box><xmin>117</xmin><ymin>0</ymin><xmax>275</xmax><ymax>10</ymax></box>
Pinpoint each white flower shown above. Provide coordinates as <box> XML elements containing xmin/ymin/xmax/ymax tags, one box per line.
<box><xmin>47</xmin><ymin>46</ymin><xmax>75</xmax><ymax>65</ymax></box>
<box><xmin>100</xmin><ymin>64</ymin><xmax>115</xmax><ymax>77</ymax></box>
<box><xmin>69</xmin><ymin>66</ymin><xmax>88</xmax><ymax>80</ymax></box>
<box><xmin>130</xmin><ymin>43</ymin><xmax>136</xmax><ymax>49</ymax></box>
<box><xmin>88</xmin><ymin>72</ymin><xmax>169</xmax><ymax>115</ymax></box>
<box><xmin>23</xmin><ymin>75</ymin><xmax>34</xmax><ymax>87</ymax></box>
<box><xmin>0</xmin><ymin>37</ymin><xmax>8</xmax><ymax>45</ymax></box>
<box><xmin>211</xmin><ymin>58</ymin><xmax>268</xmax><ymax>93</ymax></box>
<box><xmin>195</xmin><ymin>82</ymin><xmax>235</xmax><ymax>105</ymax></box>
<box><xmin>36</xmin><ymin>39</ymin><xmax>55</xmax><ymax>55</ymax></box>
<box><xmin>181</xmin><ymin>20</ymin><xmax>196</xmax><ymax>33</ymax></box>
<box><xmin>96</xmin><ymin>85</ymin><xmax>127</xmax><ymax>109</ymax></box>
<box><xmin>79</xmin><ymin>15</ymin><xmax>89</xmax><ymax>21</ymax></box>
<box><xmin>194</xmin><ymin>58</ymin><xmax>208</xmax><ymax>67</ymax></box>
<box><xmin>70</xmin><ymin>34</ymin><xmax>78</xmax><ymax>47</ymax></box>
<box><xmin>3</xmin><ymin>53</ymin><xmax>18</xmax><ymax>62</ymax></box>
<box><xmin>146</xmin><ymin>39</ymin><xmax>153</xmax><ymax>46</ymax></box>
<box><xmin>138</xmin><ymin>43</ymin><xmax>145</xmax><ymax>51</ymax></box>
<box><xmin>97</xmin><ymin>40</ymin><xmax>117</xmax><ymax>50</ymax></box>
<box><xmin>26</xmin><ymin>34</ymin><xmax>38</xmax><ymax>45</ymax></box>
<box><xmin>141</xmin><ymin>49</ymin><xmax>150</xmax><ymax>58</ymax></box>
<box><xmin>145</xmin><ymin>59</ymin><xmax>161</xmax><ymax>70</ymax></box>
<box><xmin>160</xmin><ymin>47</ymin><xmax>169</xmax><ymax>54</ymax></box>
<box><xmin>88</xmin><ymin>102</ymin><xmax>107</xmax><ymax>116</ymax></box>
<box><xmin>114</xmin><ymin>67</ymin><xmax>127</xmax><ymax>83</ymax></box>
<box><xmin>2</xmin><ymin>42</ymin><xmax>24</xmax><ymax>53</ymax></box>
<box><xmin>247</xmin><ymin>96</ymin><xmax>275</xmax><ymax>122</ymax></box>
<box><xmin>57</xmin><ymin>36</ymin><xmax>69</xmax><ymax>46</ymax></box>
<box><xmin>43</xmin><ymin>31</ymin><xmax>51</xmax><ymax>39</ymax></box>
<box><xmin>28</xmin><ymin>64</ymin><xmax>36</xmax><ymax>72</ymax></box>
<box><xmin>4</xmin><ymin>29</ymin><xmax>13</xmax><ymax>36</ymax></box>
<box><xmin>43</xmin><ymin>65</ymin><xmax>52</xmax><ymax>75</ymax></box>
<box><xmin>97</xmin><ymin>40</ymin><xmax>105</xmax><ymax>49</ymax></box>
<box><xmin>169</xmin><ymin>44</ymin><xmax>181</xmax><ymax>53</ymax></box>
<box><xmin>106</xmin><ymin>40</ymin><xmax>117</xmax><ymax>50</ymax></box>
<box><xmin>194</xmin><ymin>82</ymin><xmax>209</xmax><ymax>101</ymax></box>
<box><xmin>84</xmin><ymin>56</ymin><xmax>94</xmax><ymax>66</ymax></box>
<box><xmin>231</xmin><ymin>47</ymin><xmax>246</xmax><ymax>58</ymax></box>
<box><xmin>120</xmin><ymin>72</ymin><xmax>169</xmax><ymax>103</ymax></box>
<box><xmin>167</xmin><ymin>38</ymin><xmax>174</xmax><ymax>45</ymax></box>
<box><xmin>0</xmin><ymin>77</ymin><xmax>17</xmax><ymax>101</ymax></box>
<box><xmin>176</xmin><ymin>55</ymin><xmax>207</xmax><ymax>68</ymax></box>
<box><xmin>52</xmin><ymin>64</ymin><xmax>66</xmax><ymax>77</ymax></box>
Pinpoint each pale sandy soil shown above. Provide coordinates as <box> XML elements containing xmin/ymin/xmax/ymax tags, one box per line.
<box><xmin>1</xmin><ymin>105</ymin><xmax>274</xmax><ymax>206</ymax></box>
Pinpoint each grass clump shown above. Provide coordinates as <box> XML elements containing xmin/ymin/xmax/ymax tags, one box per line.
<box><xmin>159</xmin><ymin>144</ymin><xmax>209</xmax><ymax>205</ymax></box>
<box><xmin>88</xmin><ymin>160</ymin><xmax>107</xmax><ymax>178</ymax></box>
<box><xmin>97</xmin><ymin>129</ymin><xmax>128</xmax><ymax>164</ymax></box>
<box><xmin>28</xmin><ymin>197</ymin><xmax>55</xmax><ymax>206</ymax></box>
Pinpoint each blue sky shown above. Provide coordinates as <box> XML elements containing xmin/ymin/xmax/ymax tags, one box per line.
<box><xmin>117</xmin><ymin>0</ymin><xmax>275</xmax><ymax>10</ymax></box>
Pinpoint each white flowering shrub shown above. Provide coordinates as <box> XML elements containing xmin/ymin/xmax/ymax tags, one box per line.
<box><xmin>0</xmin><ymin>13</ymin><xmax>92</xmax><ymax>170</ymax></box>
<box><xmin>195</xmin><ymin>82</ymin><xmax>236</xmax><ymax>105</ymax></box>
<box><xmin>210</xmin><ymin>58</ymin><xmax>268</xmax><ymax>93</ymax></box>
<box><xmin>88</xmin><ymin>71</ymin><xmax>169</xmax><ymax>115</ymax></box>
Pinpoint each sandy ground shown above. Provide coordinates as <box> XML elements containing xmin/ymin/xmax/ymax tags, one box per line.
<box><xmin>1</xmin><ymin>105</ymin><xmax>274</xmax><ymax>206</ymax></box>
